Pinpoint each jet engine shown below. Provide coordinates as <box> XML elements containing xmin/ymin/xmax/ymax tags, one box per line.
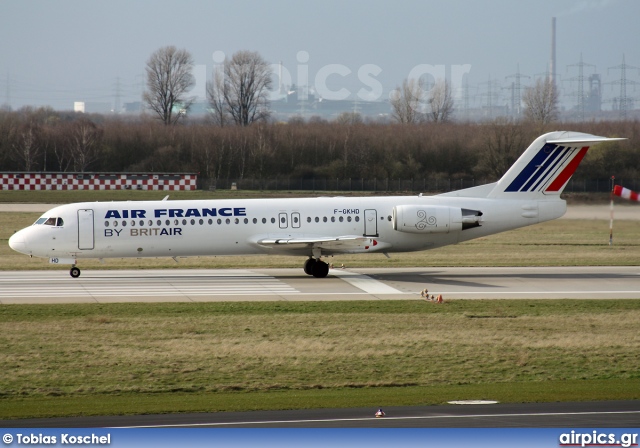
<box><xmin>392</xmin><ymin>205</ymin><xmax>482</xmax><ymax>234</ymax></box>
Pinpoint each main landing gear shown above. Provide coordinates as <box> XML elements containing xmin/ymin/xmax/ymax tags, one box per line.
<box><xmin>70</xmin><ymin>266</ymin><xmax>81</xmax><ymax>278</ymax></box>
<box><xmin>303</xmin><ymin>257</ymin><xmax>330</xmax><ymax>278</ymax></box>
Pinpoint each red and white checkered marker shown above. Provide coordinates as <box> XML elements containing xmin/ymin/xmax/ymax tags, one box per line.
<box><xmin>1</xmin><ymin>173</ymin><xmax>197</xmax><ymax>191</ymax></box>
<box><xmin>613</xmin><ymin>185</ymin><xmax>640</xmax><ymax>202</ymax></box>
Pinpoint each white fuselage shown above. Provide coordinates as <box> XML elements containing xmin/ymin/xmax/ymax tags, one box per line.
<box><xmin>9</xmin><ymin>195</ymin><xmax>566</xmax><ymax>261</ymax></box>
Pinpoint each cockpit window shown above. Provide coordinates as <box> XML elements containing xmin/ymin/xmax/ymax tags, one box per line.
<box><xmin>35</xmin><ymin>217</ymin><xmax>63</xmax><ymax>226</ymax></box>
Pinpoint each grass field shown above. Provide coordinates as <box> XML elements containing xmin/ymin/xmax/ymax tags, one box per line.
<box><xmin>1</xmin><ymin>300</ymin><xmax>639</xmax><ymax>419</ymax></box>
<box><xmin>1</xmin><ymin>191</ymin><xmax>639</xmax><ymax>420</ymax></box>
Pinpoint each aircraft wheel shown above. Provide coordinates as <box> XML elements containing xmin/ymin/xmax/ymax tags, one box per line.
<box><xmin>303</xmin><ymin>258</ymin><xmax>316</xmax><ymax>275</ymax></box>
<box><xmin>312</xmin><ymin>260</ymin><xmax>329</xmax><ymax>278</ymax></box>
<box><xmin>70</xmin><ymin>267</ymin><xmax>81</xmax><ymax>278</ymax></box>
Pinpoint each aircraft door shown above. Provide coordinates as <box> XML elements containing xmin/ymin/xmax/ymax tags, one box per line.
<box><xmin>291</xmin><ymin>212</ymin><xmax>301</xmax><ymax>228</ymax></box>
<box><xmin>278</xmin><ymin>212</ymin><xmax>288</xmax><ymax>229</ymax></box>
<box><xmin>364</xmin><ymin>209</ymin><xmax>378</xmax><ymax>237</ymax></box>
<box><xmin>77</xmin><ymin>209</ymin><xmax>95</xmax><ymax>250</ymax></box>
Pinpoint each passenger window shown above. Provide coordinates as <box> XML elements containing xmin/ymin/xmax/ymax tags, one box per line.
<box><xmin>140</xmin><ymin>220</ymin><xmax>144</xmax><ymax>226</ymax></box>
<box><xmin>235</xmin><ymin>218</ymin><xmax>239</xmax><ymax>224</ymax></box>
<box><xmin>307</xmin><ymin>217</ymin><xmax>312</xmax><ymax>223</ymax></box>
<box><xmin>262</xmin><ymin>218</ymin><xmax>266</xmax><ymax>224</ymax></box>
<box><xmin>339</xmin><ymin>216</ymin><xmax>344</xmax><ymax>222</ymax></box>
<box><xmin>331</xmin><ymin>217</ymin><xmax>336</xmax><ymax>222</ymax></box>
<box><xmin>182</xmin><ymin>219</ymin><xmax>187</xmax><ymax>225</ymax></box>
<box><xmin>114</xmin><ymin>221</ymin><xmax>118</xmax><ymax>227</ymax></box>
<box><xmin>208</xmin><ymin>219</ymin><xmax>213</xmax><ymax>225</ymax></box>
<box><xmin>56</xmin><ymin>218</ymin><xmax>64</xmax><ymax>226</ymax></box>
<box><xmin>131</xmin><ymin>220</ymin><xmax>136</xmax><ymax>227</ymax></box>
<box><xmin>105</xmin><ymin>221</ymin><xmax>109</xmax><ymax>227</ymax></box>
<box><xmin>347</xmin><ymin>216</ymin><xmax>352</xmax><ymax>222</ymax></box>
<box><xmin>199</xmin><ymin>219</ymin><xmax>203</xmax><ymax>225</ymax></box>
<box><xmin>253</xmin><ymin>218</ymin><xmax>257</xmax><ymax>224</ymax></box>
<box><xmin>122</xmin><ymin>221</ymin><xmax>127</xmax><ymax>227</ymax></box>
<box><xmin>217</xmin><ymin>219</ymin><xmax>222</xmax><ymax>224</ymax></box>
<box><xmin>323</xmin><ymin>217</ymin><xmax>327</xmax><ymax>222</ymax></box>
<box><xmin>244</xmin><ymin>218</ymin><xmax>249</xmax><ymax>224</ymax></box>
<box><xmin>315</xmin><ymin>217</ymin><xmax>319</xmax><ymax>223</ymax></box>
<box><xmin>355</xmin><ymin>216</ymin><xmax>360</xmax><ymax>222</ymax></box>
<box><xmin>226</xmin><ymin>218</ymin><xmax>230</xmax><ymax>224</ymax></box>
<box><xmin>271</xmin><ymin>218</ymin><xmax>276</xmax><ymax>224</ymax></box>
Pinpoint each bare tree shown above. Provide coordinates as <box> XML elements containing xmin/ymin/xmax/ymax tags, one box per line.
<box><xmin>11</xmin><ymin>120</ymin><xmax>41</xmax><ymax>170</ymax></box>
<box><xmin>143</xmin><ymin>46</ymin><xmax>195</xmax><ymax>125</ymax></box>
<box><xmin>390</xmin><ymin>78</ymin><xmax>424</xmax><ymax>124</ymax></box>
<box><xmin>206</xmin><ymin>67</ymin><xmax>230</xmax><ymax>126</ymax></box>
<box><xmin>523</xmin><ymin>77</ymin><xmax>559</xmax><ymax>126</ymax></box>
<box><xmin>427</xmin><ymin>79</ymin><xmax>454</xmax><ymax>123</ymax></box>
<box><xmin>475</xmin><ymin>118</ymin><xmax>527</xmax><ymax>179</ymax></box>
<box><xmin>335</xmin><ymin>111</ymin><xmax>363</xmax><ymax>125</ymax></box>
<box><xmin>207</xmin><ymin>50</ymin><xmax>272</xmax><ymax>126</ymax></box>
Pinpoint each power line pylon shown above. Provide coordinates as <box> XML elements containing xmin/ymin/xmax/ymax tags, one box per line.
<box><xmin>566</xmin><ymin>53</ymin><xmax>596</xmax><ymax>121</ymax></box>
<box><xmin>607</xmin><ymin>54</ymin><xmax>640</xmax><ymax>119</ymax></box>
<box><xmin>505</xmin><ymin>64</ymin><xmax>529</xmax><ymax>118</ymax></box>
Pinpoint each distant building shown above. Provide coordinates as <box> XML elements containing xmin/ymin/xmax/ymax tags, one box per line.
<box><xmin>74</xmin><ymin>101</ymin><xmax>112</xmax><ymax>114</ymax></box>
<box><xmin>586</xmin><ymin>74</ymin><xmax>602</xmax><ymax>112</ymax></box>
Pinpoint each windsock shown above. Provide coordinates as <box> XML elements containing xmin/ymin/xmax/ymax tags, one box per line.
<box><xmin>613</xmin><ymin>185</ymin><xmax>640</xmax><ymax>202</ymax></box>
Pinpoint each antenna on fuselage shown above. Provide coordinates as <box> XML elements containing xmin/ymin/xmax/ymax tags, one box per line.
<box><xmin>162</xmin><ymin>195</ymin><xmax>169</xmax><ymax>201</ymax></box>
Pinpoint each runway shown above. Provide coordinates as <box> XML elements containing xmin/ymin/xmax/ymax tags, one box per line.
<box><xmin>1</xmin><ymin>266</ymin><xmax>640</xmax><ymax>303</ymax></box>
<box><xmin>4</xmin><ymin>401</ymin><xmax>639</xmax><ymax>428</ymax></box>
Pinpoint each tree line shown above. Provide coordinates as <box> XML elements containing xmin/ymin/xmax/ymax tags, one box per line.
<box><xmin>144</xmin><ymin>45</ymin><xmax>558</xmax><ymax>127</ymax></box>
<box><xmin>0</xmin><ymin>107</ymin><xmax>637</xmax><ymax>187</ymax></box>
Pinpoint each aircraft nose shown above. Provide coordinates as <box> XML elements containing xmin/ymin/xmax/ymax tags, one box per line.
<box><xmin>8</xmin><ymin>231</ymin><xmax>27</xmax><ymax>254</ymax></box>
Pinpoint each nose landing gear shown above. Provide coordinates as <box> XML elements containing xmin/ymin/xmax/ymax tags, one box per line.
<box><xmin>70</xmin><ymin>266</ymin><xmax>81</xmax><ymax>278</ymax></box>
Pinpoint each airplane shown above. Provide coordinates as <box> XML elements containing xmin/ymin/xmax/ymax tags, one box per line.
<box><xmin>8</xmin><ymin>131</ymin><xmax>625</xmax><ymax>279</ymax></box>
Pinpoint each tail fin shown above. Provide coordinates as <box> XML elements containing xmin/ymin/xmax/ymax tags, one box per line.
<box><xmin>487</xmin><ymin>131</ymin><xmax>625</xmax><ymax>199</ymax></box>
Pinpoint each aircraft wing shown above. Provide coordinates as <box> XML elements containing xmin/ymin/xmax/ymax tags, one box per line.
<box><xmin>257</xmin><ymin>235</ymin><xmax>381</xmax><ymax>252</ymax></box>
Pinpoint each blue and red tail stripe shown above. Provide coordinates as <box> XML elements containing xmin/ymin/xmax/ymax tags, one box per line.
<box><xmin>505</xmin><ymin>144</ymin><xmax>589</xmax><ymax>193</ymax></box>
<box><xmin>545</xmin><ymin>146</ymin><xmax>589</xmax><ymax>192</ymax></box>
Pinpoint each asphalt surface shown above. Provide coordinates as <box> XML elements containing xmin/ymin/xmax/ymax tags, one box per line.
<box><xmin>1</xmin><ymin>266</ymin><xmax>640</xmax><ymax>303</ymax></box>
<box><xmin>3</xmin><ymin>401</ymin><xmax>639</xmax><ymax>428</ymax></box>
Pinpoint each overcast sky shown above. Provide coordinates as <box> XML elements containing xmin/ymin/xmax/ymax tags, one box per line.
<box><xmin>1</xmin><ymin>0</ymin><xmax>638</xmax><ymax>110</ymax></box>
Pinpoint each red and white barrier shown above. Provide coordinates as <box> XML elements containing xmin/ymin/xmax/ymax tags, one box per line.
<box><xmin>1</xmin><ymin>173</ymin><xmax>198</xmax><ymax>191</ymax></box>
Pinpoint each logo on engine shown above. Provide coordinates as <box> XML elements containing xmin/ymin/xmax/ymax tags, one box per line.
<box><xmin>415</xmin><ymin>210</ymin><xmax>437</xmax><ymax>230</ymax></box>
